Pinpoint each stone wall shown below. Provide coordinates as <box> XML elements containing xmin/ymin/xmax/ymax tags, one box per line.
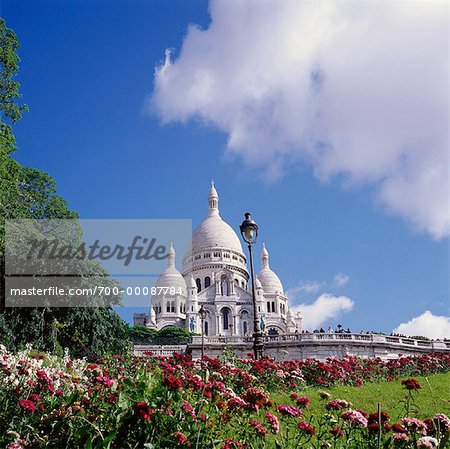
<box><xmin>187</xmin><ymin>333</ymin><xmax>450</xmax><ymax>361</ymax></box>
<box><xmin>133</xmin><ymin>334</ymin><xmax>450</xmax><ymax>361</ymax></box>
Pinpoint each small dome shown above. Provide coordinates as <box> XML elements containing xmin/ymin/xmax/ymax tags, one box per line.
<box><xmin>256</xmin><ymin>243</ymin><xmax>283</xmax><ymax>294</ymax></box>
<box><xmin>155</xmin><ymin>243</ymin><xmax>187</xmax><ymax>296</ymax></box>
<box><xmin>255</xmin><ymin>276</ymin><xmax>263</xmax><ymax>289</ymax></box>
<box><xmin>188</xmin><ymin>274</ymin><xmax>197</xmax><ymax>289</ymax></box>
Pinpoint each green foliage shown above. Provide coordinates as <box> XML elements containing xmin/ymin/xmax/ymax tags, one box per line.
<box><xmin>129</xmin><ymin>325</ymin><xmax>192</xmax><ymax>345</ymax></box>
<box><xmin>0</xmin><ymin>18</ymin><xmax>28</xmax><ymax>155</ymax></box>
<box><xmin>0</xmin><ymin>18</ymin><xmax>129</xmax><ymax>359</ymax></box>
<box><xmin>411</xmin><ymin>336</ymin><xmax>431</xmax><ymax>341</ymax></box>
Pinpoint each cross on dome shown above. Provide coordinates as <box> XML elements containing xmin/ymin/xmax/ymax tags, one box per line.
<box><xmin>168</xmin><ymin>241</ymin><xmax>176</xmax><ymax>266</ymax></box>
<box><xmin>261</xmin><ymin>242</ymin><xmax>270</xmax><ymax>268</ymax></box>
<box><xmin>208</xmin><ymin>180</ymin><xmax>219</xmax><ymax>216</ymax></box>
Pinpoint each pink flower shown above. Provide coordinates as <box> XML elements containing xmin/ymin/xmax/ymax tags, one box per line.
<box><xmin>325</xmin><ymin>399</ymin><xmax>352</xmax><ymax>410</ymax></box>
<box><xmin>341</xmin><ymin>410</ymin><xmax>368</xmax><ymax>427</ymax></box>
<box><xmin>401</xmin><ymin>417</ymin><xmax>427</xmax><ymax>434</ymax></box>
<box><xmin>250</xmin><ymin>420</ymin><xmax>269</xmax><ymax>436</ymax></box>
<box><xmin>417</xmin><ymin>437</ymin><xmax>438</xmax><ymax>448</ymax></box>
<box><xmin>182</xmin><ymin>400</ymin><xmax>196</xmax><ymax>420</ymax></box>
<box><xmin>277</xmin><ymin>404</ymin><xmax>302</xmax><ymax>417</ymax></box>
<box><xmin>93</xmin><ymin>375</ymin><xmax>114</xmax><ymax>387</ymax></box>
<box><xmin>393</xmin><ymin>433</ymin><xmax>410</xmax><ymax>442</ymax></box>
<box><xmin>265</xmin><ymin>411</ymin><xmax>280</xmax><ymax>434</ymax></box>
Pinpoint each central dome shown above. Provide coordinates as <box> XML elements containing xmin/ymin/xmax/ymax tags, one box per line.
<box><xmin>192</xmin><ymin>215</ymin><xmax>243</xmax><ymax>253</ymax></box>
<box><xmin>190</xmin><ymin>182</ymin><xmax>243</xmax><ymax>254</ymax></box>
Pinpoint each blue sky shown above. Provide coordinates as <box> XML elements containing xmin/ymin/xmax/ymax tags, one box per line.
<box><xmin>3</xmin><ymin>0</ymin><xmax>449</xmax><ymax>337</ymax></box>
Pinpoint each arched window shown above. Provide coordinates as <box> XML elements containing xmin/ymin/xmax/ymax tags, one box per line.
<box><xmin>196</xmin><ymin>278</ymin><xmax>201</xmax><ymax>293</ymax></box>
<box><xmin>272</xmin><ymin>301</ymin><xmax>276</xmax><ymax>313</ymax></box>
<box><xmin>166</xmin><ymin>302</ymin><xmax>170</xmax><ymax>312</ymax></box>
<box><xmin>171</xmin><ymin>301</ymin><xmax>175</xmax><ymax>312</ymax></box>
<box><xmin>267</xmin><ymin>301</ymin><xmax>271</xmax><ymax>313</ymax></box>
<box><xmin>220</xmin><ymin>275</ymin><xmax>230</xmax><ymax>296</ymax></box>
<box><xmin>222</xmin><ymin>307</ymin><xmax>230</xmax><ymax>330</ymax></box>
<box><xmin>204</xmin><ymin>276</ymin><xmax>211</xmax><ymax>288</ymax></box>
<box><xmin>234</xmin><ymin>278</ymin><xmax>239</xmax><ymax>285</ymax></box>
<box><xmin>243</xmin><ymin>321</ymin><xmax>248</xmax><ymax>335</ymax></box>
<box><xmin>241</xmin><ymin>281</ymin><xmax>245</xmax><ymax>288</ymax></box>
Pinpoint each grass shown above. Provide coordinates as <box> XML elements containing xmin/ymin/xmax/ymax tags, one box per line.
<box><xmin>271</xmin><ymin>372</ymin><xmax>450</xmax><ymax>420</ymax></box>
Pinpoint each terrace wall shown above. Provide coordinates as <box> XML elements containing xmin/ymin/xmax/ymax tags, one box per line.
<box><xmin>132</xmin><ymin>333</ymin><xmax>449</xmax><ymax>360</ymax></box>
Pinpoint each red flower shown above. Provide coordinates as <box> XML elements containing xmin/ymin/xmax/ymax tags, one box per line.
<box><xmin>242</xmin><ymin>387</ymin><xmax>270</xmax><ymax>410</ymax></box>
<box><xmin>173</xmin><ymin>431</ymin><xmax>190</xmax><ymax>446</ymax></box>
<box><xmin>28</xmin><ymin>394</ymin><xmax>40</xmax><ymax>403</ymax></box>
<box><xmin>163</xmin><ymin>374</ymin><xmax>182</xmax><ymax>391</ymax></box>
<box><xmin>134</xmin><ymin>401</ymin><xmax>152</xmax><ymax>421</ymax></box>
<box><xmin>221</xmin><ymin>439</ymin><xmax>243</xmax><ymax>449</ymax></box>
<box><xmin>296</xmin><ymin>396</ymin><xmax>311</xmax><ymax>408</ymax></box>
<box><xmin>19</xmin><ymin>399</ymin><xmax>36</xmax><ymax>413</ymax></box>
<box><xmin>368</xmin><ymin>411</ymin><xmax>390</xmax><ymax>424</ymax></box>
<box><xmin>392</xmin><ymin>423</ymin><xmax>407</xmax><ymax>433</ymax></box>
<box><xmin>298</xmin><ymin>421</ymin><xmax>316</xmax><ymax>436</ymax></box>
<box><xmin>401</xmin><ymin>378</ymin><xmax>421</xmax><ymax>390</ymax></box>
<box><xmin>329</xmin><ymin>425</ymin><xmax>344</xmax><ymax>438</ymax></box>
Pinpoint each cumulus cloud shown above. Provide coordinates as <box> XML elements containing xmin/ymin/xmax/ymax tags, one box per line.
<box><xmin>334</xmin><ymin>273</ymin><xmax>349</xmax><ymax>287</ymax></box>
<box><xmin>393</xmin><ymin>311</ymin><xmax>450</xmax><ymax>339</ymax></box>
<box><xmin>290</xmin><ymin>293</ymin><xmax>354</xmax><ymax>330</ymax></box>
<box><xmin>150</xmin><ymin>0</ymin><xmax>449</xmax><ymax>239</ymax></box>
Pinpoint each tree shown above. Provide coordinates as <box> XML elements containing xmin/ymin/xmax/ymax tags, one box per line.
<box><xmin>0</xmin><ymin>18</ymin><xmax>28</xmax><ymax>155</ymax></box>
<box><xmin>0</xmin><ymin>19</ymin><xmax>129</xmax><ymax>358</ymax></box>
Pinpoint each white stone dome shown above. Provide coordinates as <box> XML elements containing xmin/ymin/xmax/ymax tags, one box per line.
<box><xmin>256</xmin><ymin>243</ymin><xmax>283</xmax><ymax>294</ymax></box>
<box><xmin>189</xmin><ymin>181</ymin><xmax>243</xmax><ymax>254</ymax></box>
<box><xmin>192</xmin><ymin>215</ymin><xmax>243</xmax><ymax>253</ymax></box>
<box><xmin>155</xmin><ymin>243</ymin><xmax>187</xmax><ymax>296</ymax></box>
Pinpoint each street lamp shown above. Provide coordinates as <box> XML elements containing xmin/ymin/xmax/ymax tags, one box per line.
<box><xmin>198</xmin><ymin>304</ymin><xmax>207</xmax><ymax>359</ymax></box>
<box><xmin>239</xmin><ymin>212</ymin><xmax>264</xmax><ymax>360</ymax></box>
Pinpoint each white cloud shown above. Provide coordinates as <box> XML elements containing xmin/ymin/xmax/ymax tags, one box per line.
<box><xmin>334</xmin><ymin>273</ymin><xmax>349</xmax><ymax>287</ymax></box>
<box><xmin>150</xmin><ymin>0</ymin><xmax>449</xmax><ymax>239</ymax></box>
<box><xmin>393</xmin><ymin>311</ymin><xmax>450</xmax><ymax>340</ymax></box>
<box><xmin>286</xmin><ymin>280</ymin><xmax>324</xmax><ymax>298</ymax></box>
<box><xmin>290</xmin><ymin>293</ymin><xmax>354</xmax><ymax>330</ymax></box>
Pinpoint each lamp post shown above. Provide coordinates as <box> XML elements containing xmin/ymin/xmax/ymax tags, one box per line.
<box><xmin>239</xmin><ymin>212</ymin><xmax>264</xmax><ymax>360</ymax></box>
<box><xmin>198</xmin><ymin>304</ymin><xmax>206</xmax><ymax>359</ymax></box>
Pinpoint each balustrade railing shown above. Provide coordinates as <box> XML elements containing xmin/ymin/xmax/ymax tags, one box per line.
<box><xmin>190</xmin><ymin>333</ymin><xmax>449</xmax><ymax>351</ymax></box>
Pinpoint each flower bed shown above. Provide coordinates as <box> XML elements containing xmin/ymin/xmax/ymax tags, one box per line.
<box><xmin>1</xmin><ymin>345</ymin><xmax>449</xmax><ymax>448</ymax></box>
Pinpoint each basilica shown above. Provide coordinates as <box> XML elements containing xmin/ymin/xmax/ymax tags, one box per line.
<box><xmin>134</xmin><ymin>183</ymin><xmax>302</xmax><ymax>337</ymax></box>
